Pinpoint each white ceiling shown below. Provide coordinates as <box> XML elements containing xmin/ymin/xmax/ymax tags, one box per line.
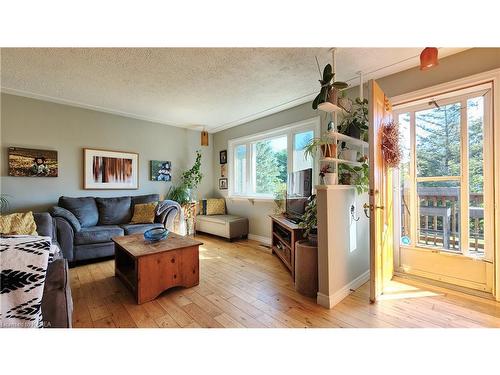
<box><xmin>1</xmin><ymin>48</ymin><xmax>467</xmax><ymax>133</ymax></box>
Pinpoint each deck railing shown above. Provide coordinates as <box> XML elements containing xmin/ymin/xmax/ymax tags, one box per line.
<box><xmin>400</xmin><ymin>187</ymin><xmax>484</xmax><ymax>253</ymax></box>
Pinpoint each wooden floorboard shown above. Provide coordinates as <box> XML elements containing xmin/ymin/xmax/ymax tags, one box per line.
<box><xmin>70</xmin><ymin>234</ymin><xmax>500</xmax><ymax>328</ymax></box>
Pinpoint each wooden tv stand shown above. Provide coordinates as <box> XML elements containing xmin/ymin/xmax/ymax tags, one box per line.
<box><xmin>270</xmin><ymin>215</ymin><xmax>304</xmax><ymax>280</ymax></box>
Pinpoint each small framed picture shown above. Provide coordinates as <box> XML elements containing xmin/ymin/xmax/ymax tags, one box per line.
<box><xmin>150</xmin><ymin>160</ymin><xmax>172</xmax><ymax>181</ymax></box>
<box><xmin>219</xmin><ymin>178</ymin><xmax>228</xmax><ymax>190</ymax></box>
<box><xmin>221</xmin><ymin>164</ymin><xmax>227</xmax><ymax>177</ymax></box>
<box><xmin>219</xmin><ymin>150</ymin><xmax>227</xmax><ymax>164</ymax></box>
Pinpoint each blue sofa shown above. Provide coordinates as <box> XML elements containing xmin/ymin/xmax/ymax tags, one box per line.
<box><xmin>50</xmin><ymin>194</ymin><xmax>180</xmax><ymax>263</ymax></box>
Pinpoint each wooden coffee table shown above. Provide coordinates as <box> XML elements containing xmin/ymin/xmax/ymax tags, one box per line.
<box><xmin>112</xmin><ymin>232</ymin><xmax>203</xmax><ymax>304</ymax></box>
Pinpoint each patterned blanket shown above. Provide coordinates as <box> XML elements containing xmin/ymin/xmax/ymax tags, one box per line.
<box><xmin>0</xmin><ymin>236</ymin><xmax>57</xmax><ymax>328</ymax></box>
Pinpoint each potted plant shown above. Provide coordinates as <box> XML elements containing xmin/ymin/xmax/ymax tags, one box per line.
<box><xmin>338</xmin><ymin>97</ymin><xmax>369</xmax><ymax>140</ymax></box>
<box><xmin>180</xmin><ymin>150</ymin><xmax>203</xmax><ymax>201</ymax></box>
<box><xmin>312</xmin><ymin>64</ymin><xmax>348</xmax><ymax>110</ymax></box>
<box><xmin>273</xmin><ymin>183</ymin><xmax>287</xmax><ymax>214</ymax></box>
<box><xmin>303</xmin><ymin>134</ymin><xmax>337</xmax><ymax>160</ymax></box>
<box><xmin>338</xmin><ymin>156</ymin><xmax>369</xmax><ymax>194</ymax></box>
<box><xmin>299</xmin><ymin>195</ymin><xmax>317</xmax><ymax>245</ymax></box>
<box><xmin>339</xmin><ymin>146</ymin><xmax>358</xmax><ymax>162</ymax></box>
<box><xmin>319</xmin><ymin>164</ymin><xmax>337</xmax><ymax>185</ymax></box>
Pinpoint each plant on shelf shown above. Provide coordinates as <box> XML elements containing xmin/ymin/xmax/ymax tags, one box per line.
<box><xmin>303</xmin><ymin>133</ymin><xmax>337</xmax><ymax>160</ymax></box>
<box><xmin>312</xmin><ymin>64</ymin><xmax>348</xmax><ymax>110</ymax></box>
<box><xmin>299</xmin><ymin>195</ymin><xmax>317</xmax><ymax>245</ymax></box>
<box><xmin>338</xmin><ymin>97</ymin><xmax>369</xmax><ymax>141</ymax></box>
<box><xmin>338</xmin><ymin>156</ymin><xmax>369</xmax><ymax>194</ymax></box>
<box><xmin>319</xmin><ymin>164</ymin><xmax>337</xmax><ymax>185</ymax></box>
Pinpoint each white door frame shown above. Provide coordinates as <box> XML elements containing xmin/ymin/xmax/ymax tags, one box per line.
<box><xmin>390</xmin><ymin>68</ymin><xmax>500</xmax><ymax>300</ymax></box>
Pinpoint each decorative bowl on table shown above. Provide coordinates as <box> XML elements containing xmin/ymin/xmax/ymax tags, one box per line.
<box><xmin>144</xmin><ymin>228</ymin><xmax>170</xmax><ymax>242</ymax></box>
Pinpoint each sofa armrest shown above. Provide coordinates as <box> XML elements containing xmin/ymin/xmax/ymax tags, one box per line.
<box><xmin>53</xmin><ymin>216</ymin><xmax>75</xmax><ymax>262</ymax></box>
<box><xmin>50</xmin><ymin>206</ymin><xmax>81</xmax><ymax>232</ymax></box>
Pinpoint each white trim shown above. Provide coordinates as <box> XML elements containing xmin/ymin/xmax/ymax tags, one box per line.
<box><xmin>316</xmin><ymin>270</ymin><xmax>370</xmax><ymax>309</ymax></box>
<box><xmin>248</xmin><ymin>234</ymin><xmax>272</xmax><ymax>245</ymax></box>
<box><xmin>227</xmin><ymin>116</ymin><xmax>320</xmax><ymax>199</ymax></box>
<box><xmin>391</xmin><ymin>68</ymin><xmax>500</xmax><ymax>107</ymax></box>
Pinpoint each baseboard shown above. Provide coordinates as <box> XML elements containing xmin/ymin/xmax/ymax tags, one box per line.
<box><xmin>248</xmin><ymin>234</ymin><xmax>272</xmax><ymax>245</ymax></box>
<box><xmin>317</xmin><ymin>270</ymin><xmax>370</xmax><ymax>309</ymax></box>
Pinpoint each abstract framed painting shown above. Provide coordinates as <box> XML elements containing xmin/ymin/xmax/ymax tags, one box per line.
<box><xmin>8</xmin><ymin>147</ymin><xmax>58</xmax><ymax>177</ymax></box>
<box><xmin>83</xmin><ymin>148</ymin><xmax>139</xmax><ymax>189</ymax></box>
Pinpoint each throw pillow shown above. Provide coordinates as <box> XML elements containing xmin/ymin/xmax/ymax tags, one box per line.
<box><xmin>58</xmin><ymin>196</ymin><xmax>99</xmax><ymax>228</ymax></box>
<box><xmin>130</xmin><ymin>202</ymin><xmax>158</xmax><ymax>224</ymax></box>
<box><xmin>206</xmin><ymin>199</ymin><xmax>225</xmax><ymax>215</ymax></box>
<box><xmin>96</xmin><ymin>196</ymin><xmax>132</xmax><ymax>225</ymax></box>
<box><xmin>0</xmin><ymin>211</ymin><xmax>38</xmax><ymax>235</ymax></box>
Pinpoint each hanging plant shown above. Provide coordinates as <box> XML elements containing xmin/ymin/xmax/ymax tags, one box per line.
<box><xmin>312</xmin><ymin>64</ymin><xmax>348</xmax><ymax>110</ymax></box>
<box><xmin>381</xmin><ymin>120</ymin><xmax>401</xmax><ymax>168</ymax></box>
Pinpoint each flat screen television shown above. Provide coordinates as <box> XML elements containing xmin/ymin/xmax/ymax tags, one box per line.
<box><xmin>285</xmin><ymin>168</ymin><xmax>312</xmax><ymax>223</ymax></box>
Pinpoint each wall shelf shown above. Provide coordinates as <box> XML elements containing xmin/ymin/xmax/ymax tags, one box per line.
<box><xmin>325</xmin><ymin>131</ymin><xmax>368</xmax><ymax>149</ymax></box>
<box><xmin>320</xmin><ymin>157</ymin><xmax>363</xmax><ymax>167</ymax></box>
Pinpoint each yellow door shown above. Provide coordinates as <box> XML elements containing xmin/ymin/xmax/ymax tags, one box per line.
<box><xmin>369</xmin><ymin>80</ymin><xmax>394</xmax><ymax>302</ymax></box>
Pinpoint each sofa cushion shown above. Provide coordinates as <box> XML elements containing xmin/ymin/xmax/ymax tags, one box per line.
<box><xmin>119</xmin><ymin>223</ymin><xmax>164</xmax><ymax>235</ymax></box>
<box><xmin>74</xmin><ymin>225</ymin><xmax>124</xmax><ymax>245</ymax></box>
<box><xmin>95</xmin><ymin>196</ymin><xmax>132</xmax><ymax>225</ymax></box>
<box><xmin>197</xmin><ymin>214</ymin><xmax>243</xmax><ymax>224</ymax></box>
<box><xmin>131</xmin><ymin>194</ymin><xmax>160</xmax><ymax>206</ymax></box>
<box><xmin>59</xmin><ymin>196</ymin><xmax>98</xmax><ymax>228</ymax></box>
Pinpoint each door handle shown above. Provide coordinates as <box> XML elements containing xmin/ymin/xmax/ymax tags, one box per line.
<box><xmin>363</xmin><ymin>203</ymin><xmax>384</xmax><ymax>218</ymax></box>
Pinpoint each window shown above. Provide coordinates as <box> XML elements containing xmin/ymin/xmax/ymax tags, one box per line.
<box><xmin>228</xmin><ymin>118</ymin><xmax>319</xmax><ymax>198</ymax></box>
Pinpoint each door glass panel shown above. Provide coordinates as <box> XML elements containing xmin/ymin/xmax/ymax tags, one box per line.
<box><xmin>415</xmin><ymin>103</ymin><xmax>461</xmax><ymax>177</ymax></box>
<box><xmin>293</xmin><ymin>130</ymin><xmax>314</xmax><ymax>172</ymax></box>
<box><xmin>468</xmin><ymin>96</ymin><xmax>485</xmax><ymax>254</ymax></box>
<box><xmin>399</xmin><ymin>113</ymin><xmax>412</xmax><ymax>245</ymax></box>
<box><xmin>417</xmin><ymin>181</ymin><xmax>460</xmax><ymax>252</ymax></box>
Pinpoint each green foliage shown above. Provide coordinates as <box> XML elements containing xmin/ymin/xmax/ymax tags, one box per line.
<box><xmin>275</xmin><ymin>149</ymin><xmax>288</xmax><ymax>183</ymax></box>
<box><xmin>338</xmin><ymin>159</ymin><xmax>369</xmax><ymax>194</ymax></box>
<box><xmin>165</xmin><ymin>185</ymin><xmax>191</xmax><ymax>206</ymax></box>
<box><xmin>299</xmin><ymin>195</ymin><xmax>317</xmax><ymax>240</ymax></box>
<box><xmin>181</xmin><ymin>150</ymin><xmax>203</xmax><ymax>190</ymax></box>
<box><xmin>166</xmin><ymin>150</ymin><xmax>203</xmax><ymax>205</ymax></box>
<box><xmin>338</xmin><ymin>97</ymin><xmax>369</xmax><ymax>139</ymax></box>
<box><xmin>312</xmin><ymin>63</ymin><xmax>348</xmax><ymax>110</ymax></box>
<box><xmin>303</xmin><ymin>134</ymin><xmax>333</xmax><ymax>161</ymax></box>
<box><xmin>273</xmin><ymin>182</ymin><xmax>287</xmax><ymax>214</ymax></box>
<box><xmin>0</xmin><ymin>194</ymin><xmax>10</xmax><ymax>213</ymax></box>
<box><xmin>255</xmin><ymin>140</ymin><xmax>287</xmax><ymax>194</ymax></box>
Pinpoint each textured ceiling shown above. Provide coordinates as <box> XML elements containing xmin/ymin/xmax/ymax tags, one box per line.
<box><xmin>1</xmin><ymin>48</ymin><xmax>467</xmax><ymax>132</ymax></box>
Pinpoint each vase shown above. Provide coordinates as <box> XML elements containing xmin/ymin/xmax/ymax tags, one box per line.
<box><xmin>324</xmin><ymin>172</ymin><xmax>337</xmax><ymax>185</ymax></box>
<box><xmin>320</xmin><ymin>143</ymin><xmax>337</xmax><ymax>158</ymax></box>
<box><xmin>341</xmin><ymin>149</ymin><xmax>357</xmax><ymax>162</ymax></box>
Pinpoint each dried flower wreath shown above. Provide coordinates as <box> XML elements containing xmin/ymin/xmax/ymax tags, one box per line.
<box><xmin>381</xmin><ymin>120</ymin><xmax>401</xmax><ymax>168</ymax></box>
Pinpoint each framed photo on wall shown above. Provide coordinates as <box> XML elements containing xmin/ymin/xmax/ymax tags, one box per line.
<box><xmin>83</xmin><ymin>148</ymin><xmax>139</xmax><ymax>189</ymax></box>
<box><xmin>150</xmin><ymin>160</ymin><xmax>172</xmax><ymax>181</ymax></box>
<box><xmin>219</xmin><ymin>150</ymin><xmax>227</xmax><ymax>164</ymax></box>
<box><xmin>8</xmin><ymin>147</ymin><xmax>58</xmax><ymax>177</ymax></box>
<box><xmin>219</xmin><ymin>178</ymin><xmax>228</xmax><ymax>190</ymax></box>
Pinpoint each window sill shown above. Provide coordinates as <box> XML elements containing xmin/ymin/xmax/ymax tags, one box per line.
<box><xmin>227</xmin><ymin>196</ymin><xmax>275</xmax><ymax>203</ymax></box>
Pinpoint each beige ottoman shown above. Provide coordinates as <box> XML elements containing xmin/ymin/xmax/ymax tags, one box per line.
<box><xmin>195</xmin><ymin>214</ymin><xmax>249</xmax><ymax>241</ymax></box>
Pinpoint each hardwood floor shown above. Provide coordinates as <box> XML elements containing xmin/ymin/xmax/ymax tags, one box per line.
<box><xmin>70</xmin><ymin>234</ymin><xmax>500</xmax><ymax>328</ymax></box>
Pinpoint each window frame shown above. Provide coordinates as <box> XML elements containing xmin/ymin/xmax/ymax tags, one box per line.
<box><xmin>227</xmin><ymin>117</ymin><xmax>320</xmax><ymax>199</ymax></box>
<box><xmin>393</xmin><ymin>84</ymin><xmax>493</xmax><ymax>260</ymax></box>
